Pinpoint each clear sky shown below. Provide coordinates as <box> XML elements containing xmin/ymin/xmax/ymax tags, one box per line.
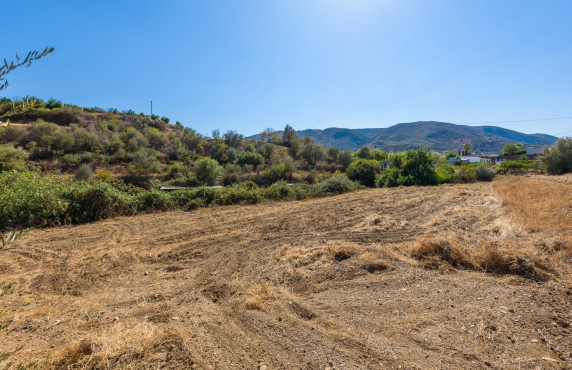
<box><xmin>1</xmin><ymin>0</ymin><xmax>571</xmax><ymax>137</ymax></box>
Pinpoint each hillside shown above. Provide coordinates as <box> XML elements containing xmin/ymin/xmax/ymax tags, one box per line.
<box><xmin>266</xmin><ymin>122</ymin><xmax>558</xmax><ymax>153</ymax></box>
<box><xmin>1</xmin><ymin>175</ymin><xmax>571</xmax><ymax>368</ymax></box>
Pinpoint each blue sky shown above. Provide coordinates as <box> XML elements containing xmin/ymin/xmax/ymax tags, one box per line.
<box><xmin>1</xmin><ymin>0</ymin><xmax>571</xmax><ymax>137</ymax></box>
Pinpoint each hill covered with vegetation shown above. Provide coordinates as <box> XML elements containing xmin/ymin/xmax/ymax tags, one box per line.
<box><xmin>267</xmin><ymin>121</ymin><xmax>558</xmax><ymax>153</ymax></box>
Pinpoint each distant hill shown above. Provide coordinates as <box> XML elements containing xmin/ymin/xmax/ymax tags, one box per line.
<box><xmin>252</xmin><ymin>122</ymin><xmax>558</xmax><ymax>154</ymax></box>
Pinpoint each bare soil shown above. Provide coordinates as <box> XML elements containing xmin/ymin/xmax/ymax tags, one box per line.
<box><xmin>1</xmin><ymin>176</ymin><xmax>571</xmax><ymax>369</ymax></box>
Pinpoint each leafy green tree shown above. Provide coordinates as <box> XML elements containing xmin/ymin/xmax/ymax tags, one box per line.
<box><xmin>463</xmin><ymin>143</ymin><xmax>471</xmax><ymax>156</ymax></box>
<box><xmin>223</xmin><ymin>130</ymin><xmax>243</xmax><ymax>148</ymax></box>
<box><xmin>501</xmin><ymin>143</ymin><xmax>526</xmax><ymax>156</ymax></box>
<box><xmin>237</xmin><ymin>150</ymin><xmax>264</xmax><ymax>168</ymax></box>
<box><xmin>1</xmin><ymin>47</ymin><xmax>54</xmax><ymax>90</ymax></box>
<box><xmin>225</xmin><ymin>147</ymin><xmax>238</xmax><ymax>163</ymax></box>
<box><xmin>355</xmin><ymin>146</ymin><xmax>371</xmax><ymax>159</ymax></box>
<box><xmin>380</xmin><ymin>150</ymin><xmax>438</xmax><ymax>187</ymax></box>
<box><xmin>336</xmin><ymin>150</ymin><xmax>353</xmax><ymax>169</ymax></box>
<box><xmin>541</xmin><ymin>137</ymin><xmax>572</xmax><ymax>175</ymax></box>
<box><xmin>345</xmin><ymin>159</ymin><xmax>380</xmax><ymax>187</ymax></box>
<box><xmin>193</xmin><ymin>157</ymin><xmax>222</xmax><ymax>185</ymax></box>
<box><xmin>129</xmin><ymin>150</ymin><xmax>161</xmax><ymax>175</ymax></box>
<box><xmin>298</xmin><ymin>143</ymin><xmax>326</xmax><ymax>165</ymax></box>
<box><xmin>370</xmin><ymin>148</ymin><xmax>388</xmax><ymax>161</ymax></box>
<box><xmin>282</xmin><ymin>124</ymin><xmax>297</xmax><ymax>147</ymax></box>
<box><xmin>400</xmin><ymin>149</ymin><xmax>438</xmax><ymax>186</ymax></box>
<box><xmin>327</xmin><ymin>146</ymin><xmax>340</xmax><ymax>162</ymax></box>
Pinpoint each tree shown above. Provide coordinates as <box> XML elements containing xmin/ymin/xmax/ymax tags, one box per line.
<box><xmin>1</xmin><ymin>47</ymin><xmax>54</xmax><ymax>90</ymax></box>
<box><xmin>463</xmin><ymin>143</ymin><xmax>471</xmax><ymax>156</ymax></box>
<box><xmin>282</xmin><ymin>125</ymin><xmax>297</xmax><ymax>147</ymax></box>
<box><xmin>336</xmin><ymin>150</ymin><xmax>353</xmax><ymax>169</ymax></box>
<box><xmin>345</xmin><ymin>159</ymin><xmax>380</xmax><ymax>187</ymax></box>
<box><xmin>193</xmin><ymin>157</ymin><xmax>222</xmax><ymax>185</ymax></box>
<box><xmin>379</xmin><ymin>150</ymin><xmax>438</xmax><ymax>187</ymax></box>
<box><xmin>501</xmin><ymin>143</ymin><xmax>526</xmax><ymax>156</ymax></box>
<box><xmin>355</xmin><ymin>146</ymin><xmax>371</xmax><ymax>159</ymax></box>
<box><xmin>541</xmin><ymin>137</ymin><xmax>572</xmax><ymax>175</ymax></box>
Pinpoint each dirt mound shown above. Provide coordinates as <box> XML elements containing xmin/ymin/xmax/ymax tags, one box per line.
<box><xmin>1</xmin><ymin>177</ymin><xmax>570</xmax><ymax>368</ymax></box>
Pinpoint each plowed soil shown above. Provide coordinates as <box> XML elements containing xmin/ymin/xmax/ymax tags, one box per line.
<box><xmin>1</xmin><ymin>176</ymin><xmax>571</xmax><ymax>369</ymax></box>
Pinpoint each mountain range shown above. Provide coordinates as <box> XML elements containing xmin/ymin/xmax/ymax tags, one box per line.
<box><xmin>253</xmin><ymin>121</ymin><xmax>558</xmax><ymax>154</ymax></box>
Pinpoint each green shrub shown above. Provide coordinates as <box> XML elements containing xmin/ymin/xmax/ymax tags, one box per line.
<box><xmin>213</xmin><ymin>185</ymin><xmax>261</xmax><ymax>206</ymax></box>
<box><xmin>497</xmin><ymin>160</ymin><xmax>537</xmax><ymax>172</ymax></box>
<box><xmin>345</xmin><ymin>159</ymin><xmax>379</xmax><ymax>187</ymax></box>
<box><xmin>435</xmin><ymin>163</ymin><xmax>457</xmax><ymax>184</ymax></box>
<box><xmin>262</xmin><ymin>181</ymin><xmax>299</xmax><ymax>200</ymax></box>
<box><xmin>135</xmin><ymin>190</ymin><xmax>175</xmax><ymax>212</ymax></box>
<box><xmin>378</xmin><ymin>168</ymin><xmax>400</xmax><ymax>187</ymax></box>
<box><xmin>0</xmin><ymin>144</ymin><xmax>29</xmax><ymax>172</ymax></box>
<box><xmin>169</xmin><ymin>187</ymin><xmax>218</xmax><ymax>208</ymax></box>
<box><xmin>456</xmin><ymin>171</ymin><xmax>476</xmax><ymax>183</ymax></box>
<box><xmin>185</xmin><ymin>198</ymin><xmax>206</xmax><ymax>211</ymax></box>
<box><xmin>260</xmin><ymin>163</ymin><xmax>290</xmax><ymax>185</ymax></box>
<box><xmin>541</xmin><ymin>137</ymin><xmax>572</xmax><ymax>175</ymax></box>
<box><xmin>0</xmin><ymin>171</ymin><xmax>69</xmax><ymax>229</ymax></box>
<box><xmin>378</xmin><ymin>150</ymin><xmax>438</xmax><ymax>187</ymax></box>
<box><xmin>193</xmin><ymin>157</ymin><xmax>222</xmax><ymax>186</ymax></box>
<box><xmin>474</xmin><ymin>165</ymin><xmax>496</xmax><ymax>181</ymax></box>
<box><xmin>63</xmin><ymin>182</ymin><xmax>137</xmax><ymax>223</ymax></box>
<box><xmin>75</xmin><ymin>163</ymin><xmax>94</xmax><ymax>182</ymax></box>
<box><xmin>312</xmin><ymin>175</ymin><xmax>362</xmax><ymax>195</ymax></box>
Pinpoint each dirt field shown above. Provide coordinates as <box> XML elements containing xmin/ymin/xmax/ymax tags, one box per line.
<box><xmin>1</xmin><ymin>175</ymin><xmax>571</xmax><ymax>369</ymax></box>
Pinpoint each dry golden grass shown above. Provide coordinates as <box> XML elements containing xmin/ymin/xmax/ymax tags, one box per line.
<box><xmin>494</xmin><ymin>177</ymin><xmax>572</xmax><ymax>234</ymax></box>
<box><xmin>411</xmin><ymin>236</ymin><xmax>555</xmax><ymax>280</ymax></box>
<box><xmin>244</xmin><ymin>283</ymin><xmax>277</xmax><ymax>310</ymax></box>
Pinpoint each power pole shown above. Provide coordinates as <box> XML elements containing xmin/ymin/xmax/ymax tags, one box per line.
<box><xmin>150</xmin><ymin>100</ymin><xmax>153</xmax><ymax>116</ymax></box>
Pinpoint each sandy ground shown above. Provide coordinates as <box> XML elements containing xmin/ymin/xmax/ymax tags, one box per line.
<box><xmin>0</xmin><ymin>178</ymin><xmax>571</xmax><ymax>369</ymax></box>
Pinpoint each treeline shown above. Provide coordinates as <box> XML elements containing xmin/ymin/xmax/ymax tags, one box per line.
<box><xmin>0</xmin><ymin>171</ymin><xmax>362</xmax><ymax>230</ymax></box>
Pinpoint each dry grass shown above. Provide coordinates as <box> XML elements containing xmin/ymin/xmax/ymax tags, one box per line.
<box><xmin>494</xmin><ymin>177</ymin><xmax>572</xmax><ymax>234</ymax></box>
<box><xmin>2</xmin><ymin>179</ymin><xmax>571</xmax><ymax>368</ymax></box>
<box><xmin>45</xmin><ymin>321</ymin><xmax>194</xmax><ymax>369</ymax></box>
<box><xmin>411</xmin><ymin>236</ymin><xmax>556</xmax><ymax>280</ymax></box>
<box><xmin>411</xmin><ymin>237</ymin><xmax>477</xmax><ymax>270</ymax></box>
<box><xmin>244</xmin><ymin>283</ymin><xmax>277</xmax><ymax>310</ymax></box>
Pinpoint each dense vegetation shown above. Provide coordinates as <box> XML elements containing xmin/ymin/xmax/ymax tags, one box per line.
<box><xmin>1</xmin><ymin>98</ymin><xmax>569</xmax><ymax>230</ymax></box>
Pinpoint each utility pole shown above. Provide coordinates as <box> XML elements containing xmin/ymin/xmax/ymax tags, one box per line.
<box><xmin>150</xmin><ymin>100</ymin><xmax>153</xmax><ymax>116</ymax></box>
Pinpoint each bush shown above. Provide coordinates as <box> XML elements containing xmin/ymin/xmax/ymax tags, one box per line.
<box><xmin>0</xmin><ymin>171</ymin><xmax>69</xmax><ymax>229</ymax></box>
<box><xmin>260</xmin><ymin>163</ymin><xmax>290</xmax><ymax>185</ymax></box>
<box><xmin>474</xmin><ymin>165</ymin><xmax>496</xmax><ymax>181</ymax></box>
<box><xmin>378</xmin><ymin>150</ymin><xmax>438</xmax><ymax>187</ymax></box>
<box><xmin>262</xmin><ymin>181</ymin><xmax>301</xmax><ymax>201</ymax></box>
<box><xmin>497</xmin><ymin>160</ymin><xmax>538</xmax><ymax>172</ymax></box>
<box><xmin>435</xmin><ymin>163</ymin><xmax>457</xmax><ymax>184</ymax></box>
<box><xmin>541</xmin><ymin>137</ymin><xmax>572</xmax><ymax>175</ymax></box>
<box><xmin>399</xmin><ymin>150</ymin><xmax>438</xmax><ymax>186</ymax></box>
<box><xmin>193</xmin><ymin>157</ymin><xmax>222</xmax><ymax>186</ymax></box>
<box><xmin>213</xmin><ymin>185</ymin><xmax>261</xmax><ymax>206</ymax></box>
<box><xmin>456</xmin><ymin>171</ymin><xmax>476</xmax><ymax>183</ymax></box>
<box><xmin>312</xmin><ymin>175</ymin><xmax>362</xmax><ymax>195</ymax></box>
<box><xmin>169</xmin><ymin>187</ymin><xmax>218</xmax><ymax>208</ymax></box>
<box><xmin>63</xmin><ymin>182</ymin><xmax>137</xmax><ymax>224</ymax></box>
<box><xmin>75</xmin><ymin>163</ymin><xmax>94</xmax><ymax>182</ymax></box>
<box><xmin>135</xmin><ymin>190</ymin><xmax>175</xmax><ymax>212</ymax></box>
<box><xmin>345</xmin><ymin>159</ymin><xmax>379</xmax><ymax>187</ymax></box>
<box><xmin>0</xmin><ymin>144</ymin><xmax>29</xmax><ymax>172</ymax></box>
